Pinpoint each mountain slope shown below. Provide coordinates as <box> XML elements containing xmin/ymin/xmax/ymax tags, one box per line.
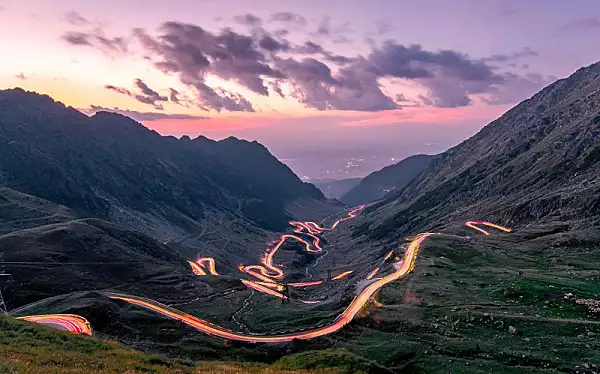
<box><xmin>359</xmin><ymin>61</ymin><xmax>600</xmax><ymax>239</ymax></box>
<box><xmin>0</xmin><ymin>88</ymin><xmax>325</xmax><ymax>235</ymax></box>
<box><xmin>0</xmin><ymin>217</ymin><xmax>195</xmax><ymax>308</ymax></box>
<box><xmin>311</xmin><ymin>178</ymin><xmax>361</xmax><ymax>199</ymax></box>
<box><xmin>341</xmin><ymin>154</ymin><xmax>434</xmax><ymax>205</ymax></box>
<box><xmin>0</xmin><ymin>187</ymin><xmax>75</xmax><ymax>235</ymax></box>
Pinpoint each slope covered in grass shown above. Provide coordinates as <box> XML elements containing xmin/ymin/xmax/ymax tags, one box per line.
<box><xmin>0</xmin><ymin>316</ymin><xmax>334</xmax><ymax>374</ymax></box>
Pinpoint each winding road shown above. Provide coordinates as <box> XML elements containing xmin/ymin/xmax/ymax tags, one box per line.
<box><xmin>16</xmin><ymin>207</ymin><xmax>511</xmax><ymax>341</ymax></box>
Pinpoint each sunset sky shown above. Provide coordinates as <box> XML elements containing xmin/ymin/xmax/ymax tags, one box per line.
<box><xmin>1</xmin><ymin>0</ymin><xmax>599</xmax><ymax>178</ymax></box>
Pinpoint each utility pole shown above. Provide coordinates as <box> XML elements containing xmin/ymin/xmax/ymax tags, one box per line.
<box><xmin>0</xmin><ymin>254</ymin><xmax>9</xmax><ymax>315</ymax></box>
<box><xmin>281</xmin><ymin>282</ymin><xmax>290</xmax><ymax>304</ymax></box>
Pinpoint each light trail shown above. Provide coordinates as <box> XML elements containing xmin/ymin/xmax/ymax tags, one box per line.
<box><xmin>332</xmin><ymin>270</ymin><xmax>354</xmax><ymax>280</ymax></box>
<box><xmin>16</xmin><ymin>314</ymin><xmax>92</xmax><ymax>335</ymax></box>
<box><xmin>366</xmin><ymin>267</ymin><xmax>380</xmax><ymax>280</ymax></box>
<box><xmin>287</xmin><ymin>280</ymin><xmax>323</xmax><ymax>287</ymax></box>
<box><xmin>302</xmin><ymin>205</ymin><xmax>366</xmax><ymax>233</ymax></box>
<box><xmin>239</xmin><ymin>205</ymin><xmax>366</xmax><ymax>287</ymax></box>
<box><xmin>105</xmin><ymin>231</ymin><xmax>432</xmax><ymax>342</ymax></box>
<box><xmin>188</xmin><ymin>261</ymin><xmax>206</xmax><ymax>276</ymax></box>
<box><xmin>465</xmin><ymin>221</ymin><xmax>512</xmax><ymax>236</ymax></box>
<box><xmin>196</xmin><ymin>258</ymin><xmax>219</xmax><ymax>275</ymax></box>
<box><xmin>383</xmin><ymin>250</ymin><xmax>394</xmax><ymax>261</ymax></box>
<box><xmin>241</xmin><ymin>280</ymin><xmax>287</xmax><ymax>300</ymax></box>
<box><xmin>14</xmin><ymin>217</ymin><xmax>510</xmax><ymax>343</ymax></box>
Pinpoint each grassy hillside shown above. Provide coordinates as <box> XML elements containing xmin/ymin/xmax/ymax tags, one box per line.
<box><xmin>0</xmin><ymin>316</ymin><xmax>339</xmax><ymax>373</ymax></box>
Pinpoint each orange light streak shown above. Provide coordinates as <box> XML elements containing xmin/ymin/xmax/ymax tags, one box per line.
<box><xmin>241</xmin><ymin>280</ymin><xmax>287</xmax><ymax>299</ymax></box>
<box><xmin>287</xmin><ymin>280</ymin><xmax>323</xmax><ymax>287</ymax></box>
<box><xmin>17</xmin><ymin>314</ymin><xmax>93</xmax><ymax>335</ymax></box>
<box><xmin>465</xmin><ymin>221</ymin><xmax>512</xmax><ymax>236</ymax></box>
<box><xmin>188</xmin><ymin>260</ymin><xmax>207</xmax><ymax>276</ymax></box>
<box><xmin>331</xmin><ymin>270</ymin><xmax>354</xmax><ymax>280</ymax></box>
<box><xmin>105</xmin><ymin>231</ymin><xmax>433</xmax><ymax>343</ymax></box>
<box><xmin>366</xmin><ymin>267</ymin><xmax>380</xmax><ymax>280</ymax></box>
<box><xmin>196</xmin><ymin>258</ymin><xmax>219</xmax><ymax>275</ymax></box>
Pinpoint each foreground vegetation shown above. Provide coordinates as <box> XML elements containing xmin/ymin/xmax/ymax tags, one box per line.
<box><xmin>0</xmin><ymin>316</ymin><xmax>343</xmax><ymax>374</ymax></box>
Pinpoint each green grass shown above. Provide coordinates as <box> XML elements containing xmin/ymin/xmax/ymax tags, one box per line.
<box><xmin>0</xmin><ymin>316</ymin><xmax>334</xmax><ymax>373</ymax></box>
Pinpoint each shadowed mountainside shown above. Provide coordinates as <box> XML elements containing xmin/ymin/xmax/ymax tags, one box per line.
<box><xmin>341</xmin><ymin>154</ymin><xmax>434</xmax><ymax>206</ymax></box>
<box><xmin>0</xmin><ymin>88</ymin><xmax>325</xmax><ymax>235</ymax></box>
<box><xmin>311</xmin><ymin>178</ymin><xmax>361</xmax><ymax>199</ymax></box>
<box><xmin>357</xmin><ymin>61</ymin><xmax>600</xmax><ymax>239</ymax></box>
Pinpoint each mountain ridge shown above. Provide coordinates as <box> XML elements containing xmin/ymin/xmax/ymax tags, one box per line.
<box><xmin>357</xmin><ymin>61</ymin><xmax>600</xmax><ymax>239</ymax></box>
<box><xmin>0</xmin><ymin>88</ymin><xmax>327</xmax><ymax>236</ymax></box>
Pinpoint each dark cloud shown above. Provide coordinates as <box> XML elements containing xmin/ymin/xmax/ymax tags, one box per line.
<box><xmin>15</xmin><ymin>73</ymin><xmax>26</xmax><ymax>80</ymax></box>
<box><xmin>71</xmin><ymin>20</ymin><xmax>548</xmax><ymax>112</ymax></box>
<box><xmin>169</xmin><ymin>88</ymin><xmax>183</xmax><ymax>104</ymax></box>
<box><xmin>258</xmin><ymin>34</ymin><xmax>289</xmax><ymax>52</ymax></box>
<box><xmin>482</xmin><ymin>48</ymin><xmax>538</xmax><ymax>63</ymax></box>
<box><xmin>82</xmin><ymin>105</ymin><xmax>209</xmax><ymax>121</ymax></box>
<box><xmin>133</xmin><ymin>22</ymin><xmax>276</xmax><ymax>110</ymax></box>
<box><xmin>105</xmin><ymin>85</ymin><xmax>132</xmax><ymax>96</ymax></box>
<box><xmin>295</xmin><ymin>41</ymin><xmax>325</xmax><ymax>54</ymax></box>
<box><xmin>482</xmin><ymin>72</ymin><xmax>556</xmax><ymax>105</ymax></box>
<box><xmin>332</xmin><ymin>35</ymin><xmax>353</xmax><ymax>44</ymax></box>
<box><xmin>312</xmin><ymin>16</ymin><xmax>352</xmax><ymax>38</ymax></box>
<box><xmin>374</xmin><ymin>20</ymin><xmax>392</xmax><ymax>35</ymax></box>
<box><xmin>365</xmin><ymin>42</ymin><xmax>511</xmax><ymax>107</ymax></box>
<box><xmin>64</xmin><ymin>11</ymin><xmax>89</xmax><ymax>26</ymax></box>
<box><xmin>269</xmin><ymin>12</ymin><xmax>306</xmax><ymax>26</ymax></box>
<box><xmin>234</xmin><ymin>14</ymin><xmax>262</xmax><ymax>27</ymax></box>
<box><xmin>105</xmin><ymin>79</ymin><xmax>168</xmax><ymax>109</ymax></box>
<box><xmin>273</xmin><ymin>57</ymin><xmax>397</xmax><ymax>111</ymax></box>
<box><xmin>63</xmin><ymin>30</ymin><xmax>128</xmax><ymax>55</ymax></box>
<box><xmin>561</xmin><ymin>17</ymin><xmax>600</xmax><ymax>32</ymax></box>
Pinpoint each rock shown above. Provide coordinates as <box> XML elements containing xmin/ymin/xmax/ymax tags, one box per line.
<box><xmin>583</xmin><ymin>363</ymin><xmax>590</xmax><ymax>369</ymax></box>
<box><xmin>508</xmin><ymin>326</ymin><xmax>517</xmax><ymax>334</ymax></box>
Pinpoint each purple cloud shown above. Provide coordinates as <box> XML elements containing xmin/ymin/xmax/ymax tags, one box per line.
<box><xmin>105</xmin><ymin>79</ymin><xmax>168</xmax><ymax>109</ymax></box>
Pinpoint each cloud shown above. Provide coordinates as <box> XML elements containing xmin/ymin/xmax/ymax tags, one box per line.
<box><xmin>69</xmin><ymin>20</ymin><xmax>549</xmax><ymax>112</ymax></box>
<box><xmin>82</xmin><ymin>105</ymin><xmax>209</xmax><ymax>121</ymax></box>
<box><xmin>269</xmin><ymin>12</ymin><xmax>306</xmax><ymax>26</ymax></box>
<box><xmin>234</xmin><ymin>14</ymin><xmax>262</xmax><ymax>27</ymax></box>
<box><xmin>560</xmin><ymin>17</ymin><xmax>600</xmax><ymax>32</ymax></box>
<box><xmin>63</xmin><ymin>30</ymin><xmax>128</xmax><ymax>55</ymax></box>
<box><xmin>482</xmin><ymin>48</ymin><xmax>538</xmax><ymax>63</ymax></box>
<box><xmin>482</xmin><ymin>72</ymin><xmax>557</xmax><ymax>105</ymax></box>
<box><xmin>312</xmin><ymin>16</ymin><xmax>352</xmax><ymax>38</ymax></box>
<box><xmin>105</xmin><ymin>79</ymin><xmax>168</xmax><ymax>109</ymax></box>
<box><xmin>365</xmin><ymin>41</ymin><xmax>510</xmax><ymax>107</ymax></box>
<box><xmin>133</xmin><ymin>22</ymin><xmax>282</xmax><ymax>111</ymax></box>
<box><xmin>15</xmin><ymin>73</ymin><xmax>26</xmax><ymax>80</ymax></box>
<box><xmin>64</xmin><ymin>11</ymin><xmax>89</xmax><ymax>26</ymax></box>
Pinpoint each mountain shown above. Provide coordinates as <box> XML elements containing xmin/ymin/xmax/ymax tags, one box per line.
<box><xmin>358</xmin><ymin>61</ymin><xmax>600</xmax><ymax>239</ymax></box>
<box><xmin>310</xmin><ymin>178</ymin><xmax>361</xmax><ymax>199</ymax></box>
<box><xmin>0</xmin><ymin>217</ymin><xmax>194</xmax><ymax>308</ymax></box>
<box><xmin>0</xmin><ymin>187</ymin><xmax>75</xmax><ymax>235</ymax></box>
<box><xmin>341</xmin><ymin>154</ymin><xmax>434</xmax><ymax>206</ymax></box>
<box><xmin>0</xmin><ymin>89</ymin><xmax>326</xmax><ymax>235</ymax></box>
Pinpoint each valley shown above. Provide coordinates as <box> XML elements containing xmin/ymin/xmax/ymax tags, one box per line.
<box><xmin>3</xmin><ymin>62</ymin><xmax>600</xmax><ymax>373</ymax></box>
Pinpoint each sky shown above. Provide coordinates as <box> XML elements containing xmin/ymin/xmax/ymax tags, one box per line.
<box><xmin>1</xmin><ymin>0</ymin><xmax>599</xmax><ymax>179</ymax></box>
